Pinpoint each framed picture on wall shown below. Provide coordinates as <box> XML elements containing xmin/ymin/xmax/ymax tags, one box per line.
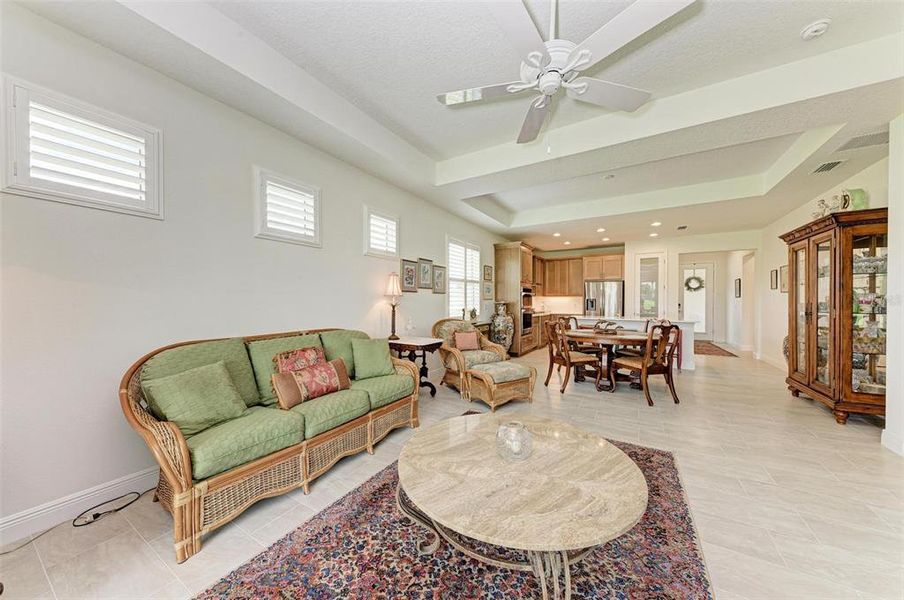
<box><xmin>770</xmin><ymin>269</ymin><xmax>779</xmax><ymax>290</ymax></box>
<box><xmin>417</xmin><ymin>258</ymin><xmax>433</xmax><ymax>289</ymax></box>
<box><xmin>432</xmin><ymin>265</ymin><xmax>446</xmax><ymax>294</ymax></box>
<box><xmin>400</xmin><ymin>259</ymin><xmax>418</xmax><ymax>292</ymax></box>
<box><xmin>780</xmin><ymin>265</ymin><xmax>789</xmax><ymax>293</ymax></box>
<box><xmin>482</xmin><ymin>281</ymin><xmax>494</xmax><ymax>300</ymax></box>
<box><xmin>483</xmin><ymin>265</ymin><xmax>493</xmax><ymax>281</ymax></box>
<box><xmin>735</xmin><ymin>278</ymin><xmax>742</xmax><ymax>298</ymax></box>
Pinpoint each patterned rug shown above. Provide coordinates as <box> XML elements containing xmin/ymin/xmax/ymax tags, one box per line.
<box><xmin>197</xmin><ymin>438</ymin><xmax>712</xmax><ymax>599</ymax></box>
<box><xmin>694</xmin><ymin>340</ymin><xmax>738</xmax><ymax>357</ymax></box>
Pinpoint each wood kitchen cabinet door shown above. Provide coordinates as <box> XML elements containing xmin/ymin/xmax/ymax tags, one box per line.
<box><xmin>601</xmin><ymin>255</ymin><xmax>624</xmax><ymax>279</ymax></box>
<box><xmin>567</xmin><ymin>259</ymin><xmax>583</xmax><ymax>295</ymax></box>
<box><xmin>520</xmin><ymin>246</ymin><xmax>533</xmax><ymax>285</ymax></box>
<box><xmin>583</xmin><ymin>256</ymin><xmax>604</xmax><ymax>280</ymax></box>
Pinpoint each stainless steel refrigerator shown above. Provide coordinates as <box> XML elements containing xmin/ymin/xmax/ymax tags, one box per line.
<box><xmin>584</xmin><ymin>280</ymin><xmax>624</xmax><ymax>318</ymax></box>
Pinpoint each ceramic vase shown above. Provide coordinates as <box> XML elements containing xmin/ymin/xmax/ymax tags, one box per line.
<box><xmin>491</xmin><ymin>302</ymin><xmax>514</xmax><ymax>351</ymax></box>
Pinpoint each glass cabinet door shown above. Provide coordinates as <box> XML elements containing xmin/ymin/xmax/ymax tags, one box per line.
<box><xmin>790</xmin><ymin>243</ymin><xmax>808</xmax><ymax>380</ymax></box>
<box><xmin>850</xmin><ymin>231</ymin><xmax>887</xmax><ymax>398</ymax></box>
<box><xmin>811</xmin><ymin>235</ymin><xmax>833</xmax><ymax>390</ymax></box>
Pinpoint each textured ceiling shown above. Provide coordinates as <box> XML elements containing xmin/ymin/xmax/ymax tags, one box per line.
<box><xmin>213</xmin><ymin>0</ymin><xmax>904</xmax><ymax>158</ymax></box>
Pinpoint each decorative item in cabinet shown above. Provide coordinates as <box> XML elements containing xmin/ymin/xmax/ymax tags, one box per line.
<box><xmin>779</xmin><ymin>208</ymin><xmax>887</xmax><ymax>425</ymax></box>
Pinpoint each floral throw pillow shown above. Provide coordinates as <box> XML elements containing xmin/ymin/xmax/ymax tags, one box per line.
<box><xmin>274</xmin><ymin>346</ymin><xmax>326</xmax><ymax>374</ymax></box>
<box><xmin>272</xmin><ymin>358</ymin><xmax>350</xmax><ymax>410</ymax></box>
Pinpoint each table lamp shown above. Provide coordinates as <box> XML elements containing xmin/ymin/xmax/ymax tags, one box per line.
<box><xmin>385</xmin><ymin>272</ymin><xmax>402</xmax><ymax>340</ymax></box>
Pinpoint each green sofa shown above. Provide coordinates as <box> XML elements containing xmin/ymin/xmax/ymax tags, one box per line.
<box><xmin>119</xmin><ymin>329</ymin><xmax>418</xmax><ymax>562</ymax></box>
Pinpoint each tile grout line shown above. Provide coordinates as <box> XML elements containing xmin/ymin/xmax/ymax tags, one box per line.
<box><xmin>123</xmin><ymin>512</ymin><xmax>187</xmax><ymax>598</ymax></box>
<box><xmin>30</xmin><ymin>538</ymin><xmax>58</xmax><ymax>600</ymax></box>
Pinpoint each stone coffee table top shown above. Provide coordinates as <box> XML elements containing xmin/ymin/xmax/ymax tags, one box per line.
<box><xmin>397</xmin><ymin>413</ymin><xmax>648</xmax><ymax>551</ymax></box>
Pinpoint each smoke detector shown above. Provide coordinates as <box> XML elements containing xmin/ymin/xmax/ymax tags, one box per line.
<box><xmin>801</xmin><ymin>19</ymin><xmax>831</xmax><ymax>41</ymax></box>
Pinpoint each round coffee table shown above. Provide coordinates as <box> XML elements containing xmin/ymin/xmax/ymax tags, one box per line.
<box><xmin>396</xmin><ymin>413</ymin><xmax>648</xmax><ymax>600</ymax></box>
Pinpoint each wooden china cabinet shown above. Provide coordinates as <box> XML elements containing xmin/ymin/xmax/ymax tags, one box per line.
<box><xmin>780</xmin><ymin>208</ymin><xmax>888</xmax><ymax>424</ymax></box>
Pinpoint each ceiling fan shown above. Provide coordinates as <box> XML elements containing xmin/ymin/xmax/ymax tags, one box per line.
<box><xmin>437</xmin><ymin>0</ymin><xmax>696</xmax><ymax>144</ymax></box>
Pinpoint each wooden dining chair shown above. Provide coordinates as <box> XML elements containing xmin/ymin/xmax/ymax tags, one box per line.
<box><xmin>611</xmin><ymin>323</ymin><xmax>680</xmax><ymax>406</ymax></box>
<box><xmin>545</xmin><ymin>320</ymin><xmax>601</xmax><ymax>393</ymax></box>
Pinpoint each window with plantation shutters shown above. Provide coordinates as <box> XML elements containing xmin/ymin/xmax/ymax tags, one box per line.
<box><xmin>254</xmin><ymin>168</ymin><xmax>321</xmax><ymax>247</ymax></box>
<box><xmin>448</xmin><ymin>237</ymin><xmax>481</xmax><ymax>318</ymax></box>
<box><xmin>365</xmin><ymin>207</ymin><xmax>398</xmax><ymax>258</ymax></box>
<box><xmin>5</xmin><ymin>79</ymin><xmax>162</xmax><ymax>218</ymax></box>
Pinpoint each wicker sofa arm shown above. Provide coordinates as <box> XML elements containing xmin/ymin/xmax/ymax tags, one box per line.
<box><xmin>480</xmin><ymin>336</ymin><xmax>508</xmax><ymax>360</ymax></box>
<box><xmin>120</xmin><ymin>389</ymin><xmax>193</xmax><ymax>492</ymax></box>
<box><xmin>391</xmin><ymin>357</ymin><xmax>418</xmax><ymax>383</ymax></box>
<box><xmin>439</xmin><ymin>343</ymin><xmax>465</xmax><ymax>373</ymax></box>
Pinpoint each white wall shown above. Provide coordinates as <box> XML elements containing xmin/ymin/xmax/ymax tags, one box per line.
<box><xmin>0</xmin><ymin>5</ymin><xmax>502</xmax><ymax>528</ymax></box>
<box><xmin>756</xmin><ymin>157</ymin><xmax>890</xmax><ymax>368</ymax></box>
<box><xmin>624</xmin><ymin>231</ymin><xmax>760</xmax><ymax>322</ymax></box>
<box><xmin>882</xmin><ymin>116</ymin><xmax>903</xmax><ymax>456</ymax></box>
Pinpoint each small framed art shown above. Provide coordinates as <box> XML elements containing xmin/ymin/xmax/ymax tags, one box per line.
<box><xmin>417</xmin><ymin>258</ymin><xmax>433</xmax><ymax>289</ymax></box>
<box><xmin>780</xmin><ymin>265</ymin><xmax>789</xmax><ymax>294</ymax></box>
<box><xmin>433</xmin><ymin>265</ymin><xmax>446</xmax><ymax>294</ymax></box>
<box><xmin>770</xmin><ymin>269</ymin><xmax>779</xmax><ymax>290</ymax></box>
<box><xmin>482</xmin><ymin>281</ymin><xmax>494</xmax><ymax>300</ymax></box>
<box><xmin>401</xmin><ymin>259</ymin><xmax>418</xmax><ymax>292</ymax></box>
<box><xmin>483</xmin><ymin>265</ymin><xmax>493</xmax><ymax>281</ymax></box>
<box><xmin>734</xmin><ymin>278</ymin><xmax>742</xmax><ymax>298</ymax></box>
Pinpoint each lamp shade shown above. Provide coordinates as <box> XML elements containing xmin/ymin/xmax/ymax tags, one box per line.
<box><xmin>385</xmin><ymin>272</ymin><xmax>402</xmax><ymax>298</ymax></box>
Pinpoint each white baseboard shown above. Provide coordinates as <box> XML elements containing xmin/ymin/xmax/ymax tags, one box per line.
<box><xmin>881</xmin><ymin>429</ymin><xmax>904</xmax><ymax>457</ymax></box>
<box><xmin>757</xmin><ymin>353</ymin><xmax>786</xmax><ymax>371</ymax></box>
<box><xmin>0</xmin><ymin>466</ymin><xmax>158</xmax><ymax>545</ymax></box>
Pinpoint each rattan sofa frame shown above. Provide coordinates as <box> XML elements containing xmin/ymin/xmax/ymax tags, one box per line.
<box><xmin>119</xmin><ymin>329</ymin><xmax>419</xmax><ymax>563</ymax></box>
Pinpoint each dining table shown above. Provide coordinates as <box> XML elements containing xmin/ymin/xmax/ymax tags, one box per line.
<box><xmin>563</xmin><ymin>330</ymin><xmax>655</xmax><ymax>392</ymax></box>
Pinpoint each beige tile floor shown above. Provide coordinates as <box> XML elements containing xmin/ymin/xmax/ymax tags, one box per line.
<box><xmin>2</xmin><ymin>350</ymin><xmax>902</xmax><ymax>599</ymax></box>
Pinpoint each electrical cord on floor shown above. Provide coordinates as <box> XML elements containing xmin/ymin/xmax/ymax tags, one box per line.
<box><xmin>0</xmin><ymin>488</ymin><xmax>155</xmax><ymax>558</ymax></box>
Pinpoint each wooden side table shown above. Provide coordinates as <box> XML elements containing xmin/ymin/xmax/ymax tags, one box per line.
<box><xmin>389</xmin><ymin>337</ymin><xmax>443</xmax><ymax>397</ymax></box>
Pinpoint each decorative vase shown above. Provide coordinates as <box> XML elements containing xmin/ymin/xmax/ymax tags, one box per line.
<box><xmin>782</xmin><ymin>335</ymin><xmax>790</xmax><ymax>364</ymax></box>
<box><xmin>496</xmin><ymin>421</ymin><xmax>532</xmax><ymax>461</ymax></box>
<box><xmin>490</xmin><ymin>302</ymin><xmax>514</xmax><ymax>351</ymax></box>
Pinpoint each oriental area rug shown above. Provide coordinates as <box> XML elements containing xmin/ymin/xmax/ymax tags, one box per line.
<box><xmin>197</xmin><ymin>438</ymin><xmax>712</xmax><ymax>599</ymax></box>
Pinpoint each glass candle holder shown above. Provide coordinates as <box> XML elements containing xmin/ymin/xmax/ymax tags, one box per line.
<box><xmin>496</xmin><ymin>421</ymin><xmax>533</xmax><ymax>461</ymax></box>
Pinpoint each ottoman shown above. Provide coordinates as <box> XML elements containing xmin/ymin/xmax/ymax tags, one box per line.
<box><xmin>465</xmin><ymin>362</ymin><xmax>536</xmax><ymax>412</ymax></box>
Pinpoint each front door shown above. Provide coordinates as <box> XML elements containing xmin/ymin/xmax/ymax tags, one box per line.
<box><xmin>679</xmin><ymin>262</ymin><xmax>714</xmax><ymax>341</ymax></box>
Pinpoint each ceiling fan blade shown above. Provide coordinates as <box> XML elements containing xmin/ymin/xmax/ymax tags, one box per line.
<box><xmin>569</xmin><ymin>0</ymin><xmax>696</xmax><ymax>72</ymax></box>
<box><xmin>486</xmin><ymin>0</ymin><xmax>549</xmax><ymax>66</ymax></box>
<box><xmin>566</xmin><ymin>77</ymin><xmax>651</xmax><ymax>112</ymax></box>
<box><xmin>517</xmin><ymin>99</ymin><xmax>550</xmax><ymax>144</ymax></box>
<box><xmin>437</xmin><ymin>81</ymin><xmax>529</xmax><ymax>106</ymax></box>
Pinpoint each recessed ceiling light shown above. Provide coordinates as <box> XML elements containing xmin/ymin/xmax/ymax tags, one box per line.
<box><xmin>553</xmin><ymin>232</ymin><xmax>561</xmax><ymax>237</ymax></box>
<box><xmin>596</xmin><ymin>227</ymin><xmax>606</xmax><ymax>232</ymax></box>
<box><xmin>649</xmin><ymin>233</ymin><xmax>659</xmax><ymax>237</ymax></box>
<box><xmin>602</xmin><ymin>237</ymin><xmax>610</xmax><ymax>242</ymax></box>
<box><xmin>651</xmin><ymin>222</ymin><xmax>662</xmax><ymax>227</ymax></box>
<box><xmin>801</xmin><ymin>19</ymin><xmax>831</xmax><ymax>41</ymax></box>
<box><xmin>603</xmin><ymin>174</ymin><xmax>615</xmax><ymax>180</ymax></box>
<box><xmin>563</xmin><ymin>241</ymin><xmax>571</xmax><ymax>245</ymax></box>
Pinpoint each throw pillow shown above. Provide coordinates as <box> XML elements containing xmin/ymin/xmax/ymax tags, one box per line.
<box><xmin>140</xmin><ymin>361</ymin><xmax>246</xmax><ymax>437</ymax></box>
<box><xmin>350</xmin><ymin>338</ymin><xmax>394</xmax><ymax>380</ymax></box>
<box><xmin>454</xmin><ymin>331</ymin><xmax>480</xmax><ymax>351</ymax></box>
<box><xmin>274</xmin><ymin>346</ymin><xmax>326</xmax><ymax>374</ymax></box>
<box><xmin>272</xmin><ymin>358</ymin><xmax>350</xmax><ymax>410</ymax></box>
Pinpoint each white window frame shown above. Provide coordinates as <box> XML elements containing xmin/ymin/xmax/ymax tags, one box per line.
<box><xmin>254</xmin><ymin>166</ymin><xmax>321</xmax><ymax>248</ymax></box>
<box><xmin>363</xmin><ymin>205</ymin><xmax>399</xmax><ymax>259</ymax></box>
<box><xmin>3</xmin><ymin>76</ymin><xmax>163</xmax><ymax>219</ymax></box>
<box><xmin>634</xmin><ymin>252</ymin><xmax>667</xmax><ymax>318</ymax></box>
<box><xmin>447</xmin><ymin>236</ymin><xmax>481</xmax><ymax>318</ymax></box>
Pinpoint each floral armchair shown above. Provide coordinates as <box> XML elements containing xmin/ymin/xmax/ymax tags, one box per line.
<box><xmin>432</xmin><ymin>318</ymin><xmax>507</xmax><ymax>399</ymax></box>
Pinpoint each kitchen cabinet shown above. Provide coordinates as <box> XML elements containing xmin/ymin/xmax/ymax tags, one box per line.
<box><xmin>543</xmin><ymin>259</ymin><xmax>583</xmax><ymax>296</ymax></box>
<box><xmin>601</xmin><ymin>255</ymin><xmax>624</xmax><ymax>279</ymax></box>
<box><xmin>520</xmin><ymin>246</ymin><xmax>533</xmax><ymax>286</ymax></box>
<box><xmin>533</xmin><ymin>256</ymin><xmax>545</xmax><ymax>291</ymax></box>
<box><xmin>583</xmin><ymin>256</ymin><xmax>604</xmax><ymax>280</ymax></box>
<box><xmin>567</xmin><ymin>259</ymin><xmax>583</xmax><ymax>295</ymax></box>
<box><xmin>780</xmin><ymin>208</ymin><xmax>887</xmax><ymax>424</ymax></box>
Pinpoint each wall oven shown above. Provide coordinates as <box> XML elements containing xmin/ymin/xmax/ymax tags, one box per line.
<box><xmin>521</xmin><ymin>310</ymin><xmax>533</xmax><ymax>333</ymax></box>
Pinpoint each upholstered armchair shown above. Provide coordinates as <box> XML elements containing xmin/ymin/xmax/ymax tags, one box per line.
<box><xmin>431</xmin><ymin>318</ymin><xmax>507</xmax><ymax>399</ymax></box>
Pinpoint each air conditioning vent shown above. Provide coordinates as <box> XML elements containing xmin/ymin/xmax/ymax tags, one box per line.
<box><xmin>836</xmin><ymin>131</ymin><xmax>889</xmax><ymax>152</ymax></box>
<box><xmin>676</xmin><ymin>225</ymin><xmax>688</xmax><ymax>231</ymax></box>
<box><xmin>813</xmin><ymin>161</ymin><xmax>843</xmax><ymax>174</ymax></box>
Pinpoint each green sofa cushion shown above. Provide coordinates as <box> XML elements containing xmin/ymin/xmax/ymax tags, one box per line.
<box><xmin>351</xmin><ymin>338</ymin><xmax>394</xmax><ymax>380</ymax></box>
<box><xmin>289</xmin><ymin>389</ymin><xmax>369</xmax><ymax>439</ymax></box>
<box><xmin>141</xmin><ymin>338</ymin><xmax>259</xmax><ymax>407</ymax></box>
<box><xmin>351</xmin><ymin>374</ymin><xmax>414</xmax><ymax>409</ymax></box>
<box><xmin>247</xmin><ymin>334</ymin><xmax>322</xmax><ymax>406</ymax></box>
<box><xmin>141</xmin><ymin>361</ymin><xmax>246</xmax><ymax>437</ymax></box>
<box><xmin>187</xmin><ymin>406</ymin><xmax>304</xmax><ymax>480</ymax></box>
<box><xmin>320</xmin><ymin>330</ymin><xmax>369</xmax><ymax>378</ymax></box>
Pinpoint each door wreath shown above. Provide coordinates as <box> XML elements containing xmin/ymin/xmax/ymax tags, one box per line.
<box><xmin>684</xmin><ymin>275</ymin><xmax>705</xmax><ymax>292</ymax></box>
